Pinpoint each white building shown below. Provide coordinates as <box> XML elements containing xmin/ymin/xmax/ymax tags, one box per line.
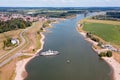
<box><xmin>11</xmin><ymin>39</ymin><xmax>19</xmax><ymax>45</ymax></box>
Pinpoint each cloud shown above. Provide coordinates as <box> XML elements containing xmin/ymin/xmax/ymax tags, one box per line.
<box><xmin>105</xmin><ymin>0</ymin><xmax>111</xmax><ymax>2</ymax></box>
<box><xmin>0</xmin><ymin>0</ymin><xmax>120</xmax><ymax>7</ymax></box>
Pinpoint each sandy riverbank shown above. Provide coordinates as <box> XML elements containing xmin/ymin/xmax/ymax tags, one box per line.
<box><xmin>77</xmin><ymin>26</ymin><xmax>120</xmax><ymax>80</ymax></box>
<box><xmin>14</xmin><ymin>33</ymin><xmax>45</xmax><ymax>80</ymax></box>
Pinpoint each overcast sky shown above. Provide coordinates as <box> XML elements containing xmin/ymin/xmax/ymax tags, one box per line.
<box><xmin>0</xmin><ymin>0</ymin><xmax>120</xmax><ymax>7</ymax></box>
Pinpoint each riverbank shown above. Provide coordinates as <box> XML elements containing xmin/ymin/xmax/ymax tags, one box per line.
<box><xmin>77</xmin><ymin>25</ymin><xmax>120</xmax><ymax>80</ymax></box>
<box><xmin>14</xmin><ymin>19</ymin><xmax>60</xmax><ymax>80</ymax></box>
<box><xmin>14</xmin><ymin>33</ymin><xmax>45</xmax><ymax>80</ymax></box>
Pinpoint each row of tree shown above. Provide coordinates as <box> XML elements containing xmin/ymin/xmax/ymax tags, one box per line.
<box><xmin>99</xmin><ymin>51</ymin><xmax>112</xmax><ymax>57</ymax></box>
<box><xmin>0</xmin><ymin>18</ymin><xmax>32</xmax><ymax>33</ymax></box>
<box><xmin>86</xmin><ymin>32</ymin><xmax>100</xmax><ymax>42</ymax></box>
<box><xmin>92</xmin><ymin>12</ymin><xmax>120</xmax><ymax>21</ymax></box>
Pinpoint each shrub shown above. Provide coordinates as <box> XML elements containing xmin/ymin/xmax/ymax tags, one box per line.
<box><xmin>40</xmin><ymin>28</ymin><xmax>43</xmax><ymax>31</ymax></box>
<box><xmin>86</xmin><ymin>32</ymin><xmax>92</xmax><ymax>38</ymax></box>
<box><xmin>99</xmin><ymin>52</ymin><xmax>106</xmax><ymax>57</ymax></box>
<box><xmin>98</xmin><ymin>51</ymin><xmax>112</xmax><ymax>57</ymax></box>
<box><xmin>91</xmin><ymin>36</ymin><xmax>99</xmax><ymax>42</ymax></box>
<box><xmin>106</xmin><ymin>51</ymin><xmax>112</xmax><ymax>57</ymax></box>
<box><xmin>97</xmin><ymin>42</ymin><xmax>103</xmax><ymax>47</ymax></box>
<box><xmin>86</xmin><ymin>32</ymin><xmax>99</xmax><ymax>42</ymax></box>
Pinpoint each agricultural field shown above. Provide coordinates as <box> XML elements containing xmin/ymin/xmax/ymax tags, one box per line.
<box><xmin>82</xmin><ymin>20</ymin><xmax>120</xmax><ymax>46</ymax></box>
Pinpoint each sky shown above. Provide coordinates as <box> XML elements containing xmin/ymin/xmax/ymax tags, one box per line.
<box><xmin>0</xmin><ymin>0</ymin><xmax>120</xmax><ymax>7</ymax></box>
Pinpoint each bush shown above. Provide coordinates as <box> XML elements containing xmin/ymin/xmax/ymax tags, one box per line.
<box><xmin>106</xmin><ymin>51</ymin><xmax>112</xmax><ymax>57</ymax></box>
<box><xmin>86</xmin><ymin>32</ymin><xmax>92</xmax><ymax>38</ymax></box>
<box><xmin>40</xmin><ymin>28</ymin><xmax>43</xmax><ymax>31</ymax></box>
<box><xmin>91</xmin><ymin>36</ymin><xmax>99</xmax><ymax>42</ymax></box>
<box><xmin>37</xmin><ymin>31</ymin><xmax>40</xmax><ymax>34</ymax></box>
<box><xmin>98</xmin><ymin>51</ymin><xmax>112</xmax><ymax>57</ymax></box>
<box><xmin>97</xmin><ymin>42</ymin><xmax>103</xmax><ymax>47</ymax></box>
<box><xmin>3</xmin><ymin>38</ymin><xmax>13</xmax><ymax>48</ymax></box>
<box><xmin>42</xmin><ymin>22</ymin><xmax>49</xmax><ymax>28</ymax></box>
<box><xmin>86</xmin><ymin>32</ymin><xmax>99</xmax><ymax>42</ymax></box>
<box><xmin>99</xmin><ymin>52</ymin><xmax>106</xmax><ymax>57</ymax></box>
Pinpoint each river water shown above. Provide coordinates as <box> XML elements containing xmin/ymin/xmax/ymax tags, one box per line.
<box><xmin>25</xmin><ymin>14</ymin><xmax>112</xmax><ymax>80</ymax></box>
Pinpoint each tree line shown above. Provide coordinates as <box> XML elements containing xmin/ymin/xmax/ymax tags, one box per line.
<box><xmin>0</xmin><ymin>18</ymin><xmax>32</xmax><ymax>33</ymax></box>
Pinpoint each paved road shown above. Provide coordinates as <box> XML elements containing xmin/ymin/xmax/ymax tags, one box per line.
<box><xmin>0</xmin><ymin>29</ymin><xmax>28</xmax><ymax>67</ymax></box>
<box><xmin>0</xmin><ymin>52</ymin><xmax>23</xmax><ymax>67</ymax></box>
<box><xmin>0</xmin><ymin>23</ymin><xmax>37</xmax><ymax>67</ymax></box>
<box><xmin>0</xmin><ymin>30</ymin><xmax>25</xmax><ymax>60</ymax></box>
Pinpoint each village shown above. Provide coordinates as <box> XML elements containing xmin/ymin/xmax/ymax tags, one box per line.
<box><xmin>0</xmin><ymin>12</ymin><xmax>46</xmax><ymax>22</ymax></box>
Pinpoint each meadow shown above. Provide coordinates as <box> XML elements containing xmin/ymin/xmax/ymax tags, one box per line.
<box><xmin>82</xmin><ymin>20</ymin><xmax>120</xmax><ymax>45</ymax></box>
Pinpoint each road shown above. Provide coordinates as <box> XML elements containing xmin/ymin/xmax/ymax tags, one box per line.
<box><xmin>0</xmin><ymin>28</ymin><xmax>30</xmax><ymax>67</ymax></box>
<box><xmin>0</xmin><ymin>30</ymin><xmax>25</xmax><ymax>60</ymax></box>
<box><xmin>0</xmin><ymin>22</ymin><xmax>40</xmax><ymax>67</ymax></box>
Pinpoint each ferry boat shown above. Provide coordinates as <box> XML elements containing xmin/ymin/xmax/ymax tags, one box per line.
<box><xmin>40</xmin><ymin>50</ymin><xmax>59</xmax><ymax>56</ymax></box>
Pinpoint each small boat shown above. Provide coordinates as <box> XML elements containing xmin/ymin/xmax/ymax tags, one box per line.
<box><xmin>67</xmin><ymin>60</ymin><xmax>70</xmax><ymax>63</ymax></box>
<box><xmin>40</xmin><ymin>50</ymin><xmax>59</xmax><ymax>56</ymax></box>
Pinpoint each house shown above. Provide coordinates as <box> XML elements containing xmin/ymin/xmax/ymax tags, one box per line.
<box><xmin>11</xmin><ymin>38</ymin><xmax>19</xmax><ymax>45</ymax></box>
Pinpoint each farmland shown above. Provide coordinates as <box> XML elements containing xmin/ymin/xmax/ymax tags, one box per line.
<box><xmin>82</xmin><ymin>19</ymin><xmax>120</xmax><ymax>46</ymax></box>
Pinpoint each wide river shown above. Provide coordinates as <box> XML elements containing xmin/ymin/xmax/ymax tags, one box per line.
<box><xmin>25</xmin><ymin>13</ymin><xmax>112</xmax><ymax>80</ymax></box>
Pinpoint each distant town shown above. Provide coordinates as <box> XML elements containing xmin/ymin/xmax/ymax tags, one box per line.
<box><xmin>0</xmin><ymin>12</ymin><xmax>46</xmax><ymax>22</ymax></box>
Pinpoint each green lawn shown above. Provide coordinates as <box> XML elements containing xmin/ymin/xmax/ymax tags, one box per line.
<box><xmin>83</xmin><ymin>22</ymin><xmax>120</xmax><ymax>45</ymax></box>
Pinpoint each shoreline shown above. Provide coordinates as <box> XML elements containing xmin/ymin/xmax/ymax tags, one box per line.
<box><xmin>14</xmin><ymin>20</ymin><xmax>59</xmax><ymax>80</ymax></box>
<box><xmin>76</xmin><ymin>26</ymin><xmax>120</xmax><ymax>80</ymax></box>
<box><xmin>14</xmin><ymin>33</ymin><xmax>45</xmax><ymax>80</ymax></box>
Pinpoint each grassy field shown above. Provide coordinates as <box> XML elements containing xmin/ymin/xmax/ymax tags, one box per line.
<box><xmin>83</xmin><ymin>19</ymin><xmax>120</xmax><ymax>25</ymax></box>
<box><xmin>82</xmin><ymin>20</ymin><xmax>120</xmax><ymax>46</ymax></box>
<box><xmin>0</xmin><ymin>21</ymin><xmax>43</xmax><ymax>80</ymax></box>
<box><xmin>22</xmin><ymin>21</ymin><xmax>43</xmax><ymax>53</ymax></box>
<box><xmin>0</xmin><ymin>30</ymin><xmax>22</xmax><ymax>56</ymax></box>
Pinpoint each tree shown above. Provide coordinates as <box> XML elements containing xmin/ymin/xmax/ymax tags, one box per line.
<box><xmin>0</xmin><ymin>18</ymin><xmax>32</xmax><ymax>33</ymax></box>
<box><xmin>86</xmin><ymin>32</ymin><xmax>92</xmax><ymax>38</ymax></box>
<box><xmin>40</xmin><ymin>28</ymin><xmax>43</xmax><ymax>31</ymax></box>
<box><xmin>99</xmin><ymin>52</ymin><xmax>106</xmax><ymax>57</ymax></box>
<box><xmin>106</xmin><ymin>51</ymin><xmax>112</xmax><ymax>57</ymax></box>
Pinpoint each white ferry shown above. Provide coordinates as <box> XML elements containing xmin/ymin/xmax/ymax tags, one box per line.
<box><xmin>40</xmin><ymin>50</ymin><xmax>59</xmax><ymax>56</ymax></box>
